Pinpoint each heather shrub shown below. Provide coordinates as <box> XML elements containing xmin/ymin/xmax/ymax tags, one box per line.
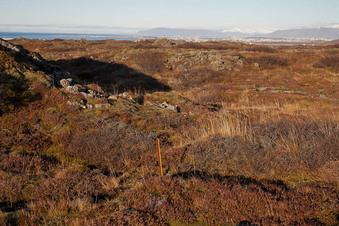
<box><xmin>177</xmin><ymin>41</ymin><xmax>239</xmax><ymax>50</ymax></box>
<box><xmin>0</xmin><ymin>72</ymin><xmax>39</xmax><ymax>115</ymax></box>
<box><xmin>0</xmin><ymin>50</ymin><xmax>16</xmax><ymax>71</ymax></box>
<box><xmin>68</xmin><ymin>121</ymin><xmax>158</xmax><ymax>171</ymax></box>
<box><xmin>37</xmin><ymin>170</ymin><xmax>116</xmax><ymax>202</ymax></box>
<box><xmin>0</xmin><ymin>175</ymin><xmax>26</xmax><ymax>206</ymax></box>
<box><xmin>132</xmin><ymin>51</ymin><xmax>165</xmax><ymax>74</ymax></box>
<box><xmin>247</xmin><ymin>55</ymin><xmax>289</xmax><ymax>69</ymax></box>
<box><xmin>0</xmin><ymin>211</ymin><xmax>8</xmax><ymax>225</ymax></box>
<box><xmin>313</xmin><ymin>55</ymin><xmax>339</xmax><ymax>72</ymax></box>
<box><xmin>0</xmin><ymin>152</ymin><xmax>54</xmax><ymax>173</ymax></box>
<box><xmin>246</xmin><ymin>46</ymin><xmax>277</xmax><ymax>53</ymax></box>
<box><xmin>178</xmin><ymin>68</ymin><xmax>224</xmax><ymax>88</ymax></box>
<box><xmin>256</xmin><ymin>119</ymin><xmax>339</xmax><ymax>170</ymax></box>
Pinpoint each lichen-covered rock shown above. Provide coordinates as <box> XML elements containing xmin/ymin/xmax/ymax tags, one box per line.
<box><xmin>119</xmin><ymin>92</ymin><xmax>135</xmax><ymax>102</ymax></box>
<box><xmin>65</xmin><ymin>85</ymin><xmax>79</xmax><ymax>93</ymax></box>
<box><xmin>108</xmin><ymin>95</ymin><xmax>118</xmax><ymax>100</ymax></box>
<box><xmin>94</xmin><ymin>103</ymin><xmax>111</xmax><ymax>108</ymax></box>
<box><xmin>67</xmin><ymin>101</ymin><xmax>93</xmax><ymax>109</ymax></box>
<box><xmin>158</xmin><ymin>102</ymin><xmax>180</xmax><ymax>112</ymax></box>
<box><xmin>60</xmin><ymin>78</ymin><xmax>72</xmax><ymax>88</ymax></box>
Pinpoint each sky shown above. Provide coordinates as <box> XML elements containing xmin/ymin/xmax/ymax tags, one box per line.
<box><xmin>0</xmin><ymin>0</ymin><xmax>338</xmax><ymax>34</ymax></box>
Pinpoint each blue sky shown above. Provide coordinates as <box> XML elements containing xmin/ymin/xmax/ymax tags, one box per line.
<box><xmin>0</xmin><ymin>0</ymin><xmax>338</xmax><ymax>34</ymax></box>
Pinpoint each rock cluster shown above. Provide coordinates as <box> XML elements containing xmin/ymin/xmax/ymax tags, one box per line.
<box><xmin>67</xmin><ymin>100</ymin><xmax>93</xmax><ymax>109</ymax></box>
<box><xmin>158</xmin><ymin>102</ymin><xmax>180</xmax><ymax>112</ymax></box>
<box><xmin>145</xmin><ymin>101</ymin><xmax>180</xmax><ymax>112</ymax></box>
<box><xmin>60</xmin><ymin>78</ymin><xmax>106</xmax><ymax>99</ymax></box>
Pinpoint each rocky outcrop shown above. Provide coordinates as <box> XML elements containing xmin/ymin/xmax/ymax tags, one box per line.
<box><xmin>152</xmin><ymin>39</ymin><xmax>186</xmax><ymax>47</ymax></box>
<box><xmin>165</xmin><ymin>50</ymin><xmax>243</xmax><ymax>71</ymax></box>
<box><xmin>0</xmin><ymin>38</ymin><xmax>72</xmax><ymax>86</ymax></box>
<box><xmin>113</xmin><ymin>48</ymin><xmax>243</xmax><ymax>72</ymax></box>
<box><xmin>0</xmin><ymin>38</ymin><xmax>28</xmax><ymax>54</ymax></box>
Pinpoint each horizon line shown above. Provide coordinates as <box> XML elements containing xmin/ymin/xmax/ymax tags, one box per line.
<box><xmin>1</xmin><ymin>23</ymin><xmax>338</xmax><ymax>36</ymax></box>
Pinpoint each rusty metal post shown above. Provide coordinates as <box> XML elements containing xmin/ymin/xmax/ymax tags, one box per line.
<box><xmin>156</xmin><ymin>138</ymin><xmax>163</xmax><ymax>176</ymax></box>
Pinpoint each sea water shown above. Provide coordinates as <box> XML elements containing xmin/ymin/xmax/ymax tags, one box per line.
<box><xmin>0</xmin><ymin>32</ymin><xmax>140</xmax><ymax>41</ymax></box>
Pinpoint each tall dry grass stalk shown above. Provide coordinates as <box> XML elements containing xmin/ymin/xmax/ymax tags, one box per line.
<box><xmin>203</xmin><ymin>113</ymin><xmax>253</xmax><ymax>141</ymax></box>
<box><xmin>188</xmin><ymin>106</ymin><xmax>255</xmax><ymax>144</ymax></box>
<box><xmin>226</xmin><ymin>98</ymin><xmax>339</xmax><ymax>123</ymax></box>
<box><xmin>182</xmin><ymin>99</ymin><xmax>338</xmax><ymax>146</ymax></box>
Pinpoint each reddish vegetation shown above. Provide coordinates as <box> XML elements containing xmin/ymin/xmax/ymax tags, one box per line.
<box><xmin>0</xmin><ymin>38</ymin><xmax>338</xmax><ymax>225</ymax></box>
<box><xmin>314</xmin><ymin>55</ymin><xmax>339</xmax><ymax>72</ymax></box>
<box><xmin>247</xmin><ymin>55</ymin><xmax>289</xmax><ymax>68</ymax></box>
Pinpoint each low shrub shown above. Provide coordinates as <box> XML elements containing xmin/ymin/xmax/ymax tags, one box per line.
<box><xmin>68</xmin><ymin>121</ymin><xmax>158</xmax><ymax>171</ymax></box>
<box><xmin>0</xmin><ymin>152</ymin><xmax>54</xmax><ymax>173</ymax></box>
<box><xmin>176</xmin><ymin>41</ymin><xmax>239</xmax><ymax>50</ymax></box>
<box><xmin>313</xmin><ymin>55</ymin><xmax>339</xmax><ymax>72</ymax></box>
<box><xmin>132</xmin><ymin>51</ymin><xmax>165</xmax><ymax>74</ymax></box>
<box><xmin>0</xmin><ymin>72</ymin><xmax>39</xmax><ymax>115</ymax></box>
<box><xmin>246</xmin><ymin>46</ymin><xmax>277</xmax><ymax>53</ymax></box>
<box><xmin>247</xmin><ymin>55</ymin><xmax>289</xmax><ymax>69</ymax></box>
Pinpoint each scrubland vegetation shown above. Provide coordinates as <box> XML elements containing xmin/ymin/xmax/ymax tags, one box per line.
<box><xmin>0</xmin><ymin>38</ymin><xmax>338</xmax><ymax>225</ymax></box>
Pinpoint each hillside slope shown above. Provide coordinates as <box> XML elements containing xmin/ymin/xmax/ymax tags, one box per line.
<box><xmin>0</xmin><ymin>38</ymin><xmax>338</xmax><ymax>225</ymax></box>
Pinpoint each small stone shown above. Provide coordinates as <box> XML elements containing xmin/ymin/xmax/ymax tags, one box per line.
<box><xmin>65</xmin><ymin>85</ymin><xmax>79</xmax><ymax>93</ymax></box>
<box><xmin>119</xmin><ymin>92</ymin><xmax>135</xmax><ymax>102</ymax></box>
<box><xmin>256</xmin><ymin>87</ymin><xmax>268</xmax><ymax>92</ymax></box>
<box><xmin>60</xmin><ymin>79</ymin><xmax>70</xmax><ymax>88</ymax></box>
<box><xmin>159</xmin><ymin>102</ymin><xmax>169</xmax><ymax>109</ymax></box>
<box><xmin>79</xmin><ymin>92</ymin><xmax>88</xmax><ymax>98</ymax></box>
<box><xmin>80</xmin><ymin>99</ymin><xmax>87</xmax><ymax>105</ymax></box>
<box><xmin>145</xmin><ymin>101</ymin><xmax>156</xmax><ymax>106</ymax></box>
<box><xmin>94</xmin><ymin>103</ymin><xmax>111</xmax><ymax>108</ymax></box>
<box><xmin>88</xmin><ymin>89</ymin><xmax>98</xmax><ymax>95</ymax></box>
<box><xmin>158</xmin><ymin>102</ymin><xmax>180</xmax><ymax>112</ymax></box>
<box><xmin>67</xmin><ymin>101</ymin><xmax>81</xmax><ymax>109</ymax></box>
<box><xmin>121</xmin><ymin>92</ymin><xmax>131</xmax><ymax>99</ymax></box>
<box><xmin>108</xmin><ymin>95</ymin><xmax>118</xmax><ymax>100</ymax></box>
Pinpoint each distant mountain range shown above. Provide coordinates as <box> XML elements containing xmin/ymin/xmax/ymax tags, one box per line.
<box><xmin>136</xmin><ymin>26</ymin><xmax>339</xmax><ymax>40</ymax></box>
<box><xmin>260</xmin><ymin>27</ymin><xmax>339</xmax><ymax>39</ymax></box>
<box><xmin>136</xmin><ymin>27</ymin><xmax>249</xmax><ymax>38</ymax></box>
